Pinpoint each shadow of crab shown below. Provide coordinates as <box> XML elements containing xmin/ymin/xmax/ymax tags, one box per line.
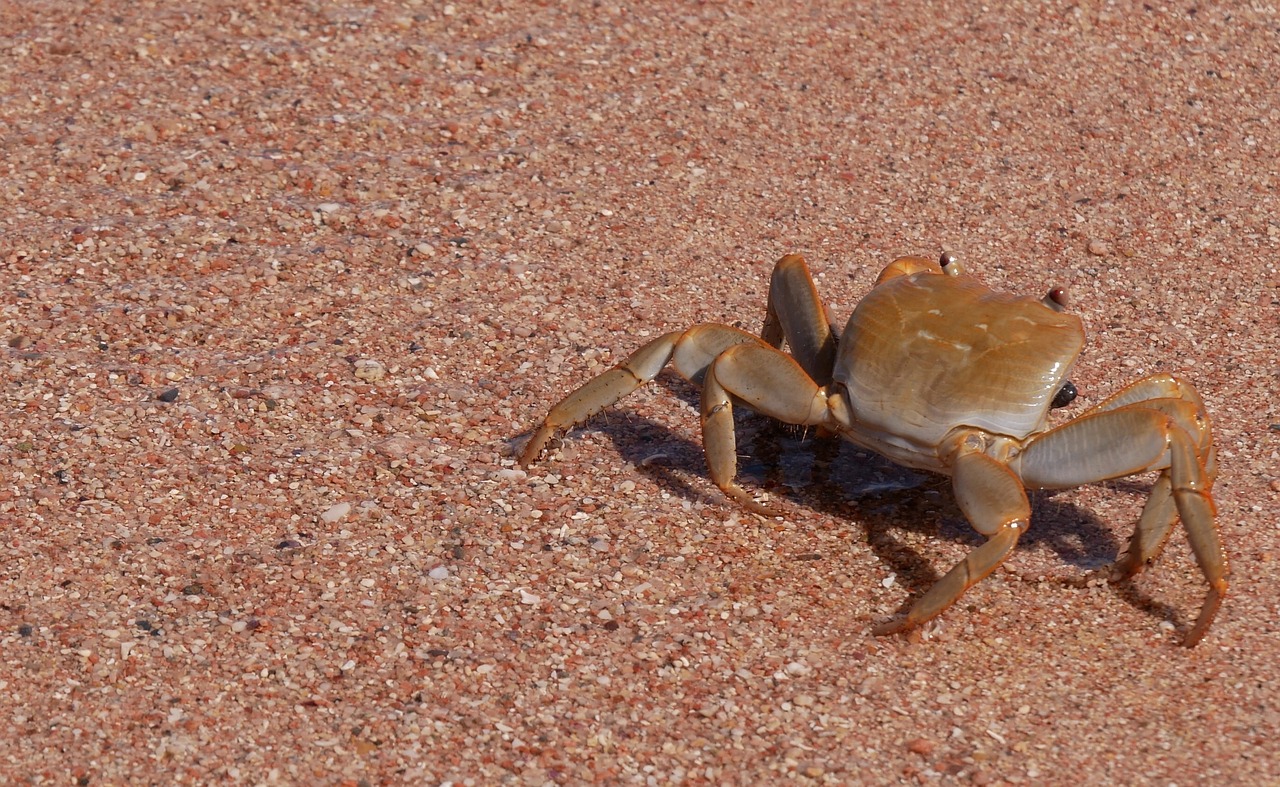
<box><xmin>582</xmin><ymin>393</ymin><xmax>1184</xmax><ymax>635</ymax></box>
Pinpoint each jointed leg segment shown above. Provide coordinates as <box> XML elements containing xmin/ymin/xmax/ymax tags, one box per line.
<box><xmin>875</xmin><ymin>449</ymin><xmax>1031</xmax><ymax>635</ymax></box>
<box><xmin>1010</xmin><ymin>374</ymin><xmax>1225</xmax><ymax>646</ymax></box>
<box><xmin>517</xmin><ymin>324</ymin><xmax>760</xmax><ymax>467</ymax></box>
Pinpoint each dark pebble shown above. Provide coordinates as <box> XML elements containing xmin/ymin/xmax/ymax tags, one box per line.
<box><xmin>157</xmin><ymin>387</ymin><xmax>180</xmax><ymax>403</ymax></box>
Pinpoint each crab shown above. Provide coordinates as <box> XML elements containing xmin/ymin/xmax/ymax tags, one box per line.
<box><xmin>519</xmin><ymin>253</ymin><xmax>1226</xmax><ymax>646</ymax></box>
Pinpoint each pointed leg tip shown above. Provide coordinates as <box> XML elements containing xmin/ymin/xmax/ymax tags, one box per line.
<box><xmin>870</xmin><ymin>617</ymin><xmax>909</xmax><ymax>637</ymax></box>
<box><xmin>1107</xmin><ymin>560</ymin><xmax>1138</xmax><ymax>584</ymax></box>
<box><xmin>721</xmin><ymin>484</ymin><xmax>785</xmax><ymax>518</ymax></box>
<box><xmin>749</xmin><ymin>502</ymin><xmax>785</xmax><ymax>519</ymax></box>
<box><xmin>517</xmin><ymin>424</ymin><xmax>559</xmax><ymax>468</ymax></box>
<box><xmin>1181</xmin><ymin>583</ymin><xmax>1226</xmax><ymax>648</ymax></box>
<box><xmin>516</xmin><ymin>443</ymin><xmax>539</xmax><ymax>468</ymax></box>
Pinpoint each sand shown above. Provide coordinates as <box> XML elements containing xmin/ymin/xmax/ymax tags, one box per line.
<box><xmin>2</xmin><ymin>1</ymin><xmax>1277</xmax><ymax>784</ymax></box>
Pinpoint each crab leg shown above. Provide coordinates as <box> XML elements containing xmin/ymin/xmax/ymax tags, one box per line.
<box><xmin>1075</xmin><ymin>373</ymin><xmax>1216</xmax><ymax>478</ymax></box>
<box><xmin>701</xmin><ymin>342</ymin><xmax>839</xmax><ymax>515</ymax></box>
<box><xmin>1011</xmin><ymin>402</ymin><xmax>1226</xmax><ymax>646</ymax></box>
<box><xmin>760</xmin><ymin>254</ymin><xmax>839</xmax><ymax>385</ymax></box>
<box><xmin>518</xmin><ymin>324</ymin><xmax>761</xmax><ymax>467</ymax></box>
<box><xmin>873</xmin><ymin>448</ymin><xmax>1031</xmax><ymax>636</ymax></box>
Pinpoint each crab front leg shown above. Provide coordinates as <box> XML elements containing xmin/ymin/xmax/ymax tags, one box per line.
<box><xmin>873</xmin><ymin>439</ymin><xmax>1032</xmax><ymax>637</ymax></box>
<box><xmin>1010</xmin><ymin>389</ymin><xmax>1226</xmax><ymax>646</ymax></box>
<box><xmin>518</xmin><ymin>324</ymin><xmax>763</xmax><ymax>467</ymax></box>
<box><xmin>700</xmin><ymin>342</ymin><xmax>848</xmax><ymax>515</ymax></box>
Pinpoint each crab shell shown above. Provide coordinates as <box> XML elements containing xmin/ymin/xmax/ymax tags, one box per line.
<box><xmin>835</xmin><ymin>258</ymin><xmax>1083</xmax><ymax>472</ymax></box>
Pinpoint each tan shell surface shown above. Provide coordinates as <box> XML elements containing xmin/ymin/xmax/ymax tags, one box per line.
<box><xmin>836</xmin><ymin>271</ymin><xmax>1085</xmax><ymax>448</ymax></box>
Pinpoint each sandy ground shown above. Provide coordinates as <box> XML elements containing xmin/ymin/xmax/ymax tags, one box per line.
<box><xmin>2</xmin><ymin>1</ymin><xmax>1278</xmax><ymax>784</ymax></box>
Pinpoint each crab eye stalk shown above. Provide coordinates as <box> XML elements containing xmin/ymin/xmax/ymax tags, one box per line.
<box><xmin>939</xmin><ymin>251</ymin><xmax>965</xmax><ymax>276</ymax></box>
<box><xmin>1051</xmin><ymin>380</ymin><xmax>1078</xmax><ymax>409</ymax></box>
<box><xmin>1042</xmin><ymin>287</ymin><xmax>1069</xmax><ymax>312</ymax></box>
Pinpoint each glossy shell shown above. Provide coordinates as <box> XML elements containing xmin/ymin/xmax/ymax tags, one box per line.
<box><xmin>833</xmin><ymin>269</ymin><xmax>1085</xmax><ymax>457</ymax></box>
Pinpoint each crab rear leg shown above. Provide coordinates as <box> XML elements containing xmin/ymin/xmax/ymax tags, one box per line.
<box><xmin>1082</xmin><ymin>376</ymin><xmax>1216</xmax><ymax>584</ymax></box>
<box><xmin>1011</xmin><ymin>399</ymin><xmax>1225</xmax><ymax>646</ymax></box>
<box><xmin>873</xmin><ymin>446</ymin><xmax>1031</xmax><ymax>636</ymax></box>
<box><xmin>518</xmin><ymin>324</ymin><xmax>761</xmax><ymax>467</ymax></box>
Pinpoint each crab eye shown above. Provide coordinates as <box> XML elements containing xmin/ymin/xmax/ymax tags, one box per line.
<box><xmin>1042</xmin><ymin>287</ymin><xmax>1069</xmax><ymax>312</ymax></box>
<box><xmin>1051</xmin><ymin>380</ymin><xmax>1078</xmax><ymax>409</ymax></box>
<box><xmin>938</xmin><ymin>252</ymin><xmax>964</xmax><ymax>276</ymax></box>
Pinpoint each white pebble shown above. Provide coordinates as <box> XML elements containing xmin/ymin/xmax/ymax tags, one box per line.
<box><xmin>785</xmin><ymin>661</ymin><xmax>811</xmax><ymax>677</ymax></box>
<box><xmin>519</xmin><ymin>589</ymin><xmax>541</xmax><ymax>605</ymax></box>
<box><xmin>320</xmin><ymin>502</ymin><xmax>351</xmax><ymax>523</ymax></box>
<box><xmin>428</xmin><ymin>566</ymin><xmax>449</xmax><ymax>580</ymax></box>
<box><xmin>881</xmin><ymin>573</ymin><xmax>897</xmax><ymax>588</ymax></box>
<box><xmin>353</xmin><ymin>359</ymin><xmax>387</xmax><ymax>382</ymax></box>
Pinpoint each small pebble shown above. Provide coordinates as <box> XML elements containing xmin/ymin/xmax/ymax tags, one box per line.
<box><xmin>353</xmin><ymin>359</ymin><xmax>386</xmax><ymax>382</ymax></box>
<box><xmin>785</xmin><ymin>661</ymin><xmax>811</xmax><ymax>677</ymax></box>
<box><xmin>157</xmin><ymin>387</ymin><xmax>180</xmax><ymax>403</ymax></box>
<box><xmin>907</xmin><ymin>738</ymin><xmax>936</xmax><ymax>756</ymax></box>
<box><xmin>320</xmin><ymin>502</ymin><xmax>351</xmax><ymax>523</ymax></box>
<box><xmin>428</xmin><ymin>566</ymin><xmax>449</xmax><ymax>580</ymax></box>
<box><xmin>1087</xmin><ymin>238</ymin><xmax>1111</xmax><ymax>256</ymax></box>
